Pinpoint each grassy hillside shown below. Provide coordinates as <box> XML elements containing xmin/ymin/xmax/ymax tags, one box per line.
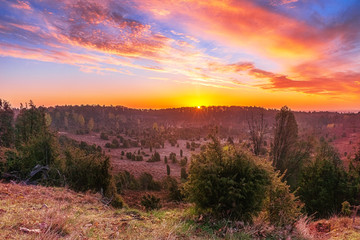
<box><xmin>0</xmin><ymin>182</ymin><xmax>190</xmax><ymax>239</ymax></box>
<box><xmin>1</xmin><ymin>182</ymin><xmax>360</xmax><ymax>239</ymax></box>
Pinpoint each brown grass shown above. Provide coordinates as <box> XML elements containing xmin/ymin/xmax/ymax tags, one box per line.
<box><xmin>0</xmin><ymin>182</ymin><xmax>202</xmax><ymax>239</ymax></box>
<box><xmin>3</xmin><ymin>181</ymin><xmax>360</xmax><ymax>239</ymax></box>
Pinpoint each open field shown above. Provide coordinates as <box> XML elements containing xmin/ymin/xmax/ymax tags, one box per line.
<box><xmin>59</xmin><ymin>132</ymin><xmax>203</xmax><ymax>180</ymax></box>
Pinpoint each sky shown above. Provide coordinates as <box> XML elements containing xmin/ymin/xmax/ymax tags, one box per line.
<box><xmin>0</xmin><ymin>0</ymin><xmax>360</xmax><ymax>111</ymax></box>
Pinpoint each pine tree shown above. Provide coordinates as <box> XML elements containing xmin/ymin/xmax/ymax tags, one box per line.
<box><xmin>272</xmin><ymin>106</ymin><xmax>298</xmax><ymax>172</ymax></box>
<box><xmin>166</xmin><ymin>164</ymin><xmax>170</xmax><ymax>176</ymax></box>
<box><xmin>0</xmin><ymin>99</ymin><xmax>14</xmax><ymax>147</ymax></box>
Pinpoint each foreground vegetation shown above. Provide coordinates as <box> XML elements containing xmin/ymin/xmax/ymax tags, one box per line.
<box><xmin>2</xmin><ymin>182</ymin><xmax>360</xmax><ymax>239</ymax></box>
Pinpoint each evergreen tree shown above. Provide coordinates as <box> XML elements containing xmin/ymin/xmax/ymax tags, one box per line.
<box><xmin>15</xmin><ymin>101</ymin><xmax>48</xmax><ymax>147</ymax></box>
<box><xmin>271</xmin><ymin>106</ymin><xmax>310</xmax><ymax>188</ymax></box>
<box><xmin>166</xmin><ymin>164</ymin><xmax>170</xmax><ymax>176</ymax></box>
<box><xmin>299</xmin><ymin>154</ymin><xmax>350</xmax><ymax>218</ymax></box>
<box><xmin>184</xmin><ymin>135</ymin><xmax>270</xmax><ymax>221</ymax></box>
<box><xmin>0</xmin><ymin>99</ymin><xmax>14</xmax><ymax>147</ymax></box>
<box><xmin>272</xmin><ymin>106</ymin><xmax>298</xmax><ymax>172</ymax></box>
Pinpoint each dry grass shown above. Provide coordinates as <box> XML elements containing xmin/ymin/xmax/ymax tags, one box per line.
<box><xmin>309</xmin><ymin>216</ymin><xmax>360</xmax><ymax>240</ymax></box>
<box><xmin>0</xmin><ymin>182</ymin><xmax>198</xmax><ymax>239</ymax></box>
<box><xmin>3</xmin><ymin>182</ymin><xmax>360</xmax><ymax>239</ymax></box>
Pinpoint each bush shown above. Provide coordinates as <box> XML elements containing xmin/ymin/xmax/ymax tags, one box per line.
<box><xmin>341</xmin><ymin>201</ymin><xmax>351</xmax><ymax>216</ymax></box>
<box><xmin>100</xmin><ymin>132</ymin><xmax>109</xmax><ymax>140</ymax></box>
<box><xmin>169</xmin><ymin>152</ymin><xmax>176</xmax><ymax>163</ymax></box>
<box><xmin>184</xmin><ymin>136</ymin><xmax>270</xmax><ymax>222</ymax></box>
<box><xmin>298</xmin><ymin>157</ymin><xmax>350</xmax><ymax>218</ymax></box>
<box><xmin>135</xmin><ymin>155</ymin><xmax>143</xmax><ymax>161</ymax></box>
<box><xmin>162</xmin><ymin>176</ymin><xmax>183</xmax><ymax>201</ymax></box>
<box><xmin>126</xmin><ymin>152</ymin><xmax>132</xmax><ymax>159</ymax></box>
<box><xmin>111</xmin><ymin>194</ymin><xmax>125</xmax><ymax>209</ymax></box>
<box><xmin>147</xmin><ymin>152</ymin><xmax>161</xmax><ymax>162</ymax></box>
<box><xmin>180</xmin><ymin>167</ymin><xmax>188</xmax><ymax>180</ymax></box>
<box><xmin>141</xmin><ymin>194</ymin><xmax>161</xmax><ymax>211</ymax></box>
<box><xmin>62</xmin><ymin>147</ymin><xmax>113</xmax><ymax>194</ymax></box>
<box><xmin>7</xmin><ymin>132</ymin><xmax>58</xmax><ymax>178</ymax></box>
<box><xmin>114</xmin><ymin>170</ymin><xmax>139</xmax><ymax>193</ymax></box>
<box><xmin>111</xmin><ymin>139</ymin><xmax>120</xmax><ymax>148</ymax></box>
<box><xmin>139</xmin><ymin>172</ymin><xmax>161</xmax><ymax>191</ymax></box>
<box><xmin>264</xmin><ymin>171</ymin><xmax>303</xmax><ymax>226</ymax></box>
<box><xmin>180</xmin><ymin>158</ymin><xmax>187</xmax><ymax>167</ymax></box>
<box><xmin>166</xmin><ymin>164</ymin><xmax>170</xmax><ymax>176</ymax></box>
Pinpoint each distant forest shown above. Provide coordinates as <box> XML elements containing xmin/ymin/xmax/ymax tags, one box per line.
<box><xmin>46</xmin><ymin>105</ymin><xmax>360</xmax><ymax>143</ymax></box>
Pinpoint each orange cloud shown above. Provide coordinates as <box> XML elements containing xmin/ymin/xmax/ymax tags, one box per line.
<box><xmin>136</xmin><ymin>0</ymin><xmax>326</xmax><ymax>61</ymax></box>
<box><xmin>1</xmin><ymin>0</ymin><xmax>359</xmax><ymax>103</ymax></box>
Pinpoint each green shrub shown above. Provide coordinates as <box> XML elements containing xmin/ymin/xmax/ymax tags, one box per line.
<box><xmin>184</xmin><ymin>136</ymin><xmax>270</xmax><ymax>222</ymax></box>
<box><xmin>147</xmin><ymin>152</ymin><xmax>160</xmax><ymax>162</ymax></box>
<box><xmin>139</xmin><ymin>172</ymin><xmax>161</xmax><ymax>191</ymax></box>
<box><xmin>135</xmin><ymin>155</ymin><xmax>143</xmax><ymax>161</ymax></box>
<box><xmin>162</xmin><ymin>176</ymin><xmax>183</xmax><ymax>201</ymax></box>
<box><xmin>166</xmin><ymin>164</ymin><xmax>170</xmax><ymax>176</ymax></box>
<box><xmin>62</xmin><ymin>147</ymin><xmax>113</xmax><ymax>194</ymax></box>
<box><xmin>100</xmin><ymin>132</ymin><xmax>109</xmax><ymax>140</ymax></box>
<box><xmin>114</xmin><ymin>170</ymin><xmax>139</xmax><ymax>193</ymax></box>
<box><xmin>180</xmin><ymin>158</ymin><xmax>187</xmax><ymax>167</ymax></box>
<box><xmin>7</xmin><ymin>132</ymin><xmax>58</xmax><ymax>178</ymax></box>
<box><xmin>141</xmin><ymin>194</ymin><xmax>161</xmax><ymax>211</ymax></box>
<box><xmin>180</xmin><ymin>167</ymin><xmax>188</xmax><ymax>180</ymax></box>
<box><xmin>169</xmin><ymin>152</ymin><xmax>176</xmax><ymax>163</ymax></box>
<box><xmin>341</xmin><ymin>201</ymin><xmax>351</xmax><ymax>216</ymax></box>
<box><xmin>298</xmin><ymin>157</ymin><xmax>350</xmax><ymax>218</ymax></box>
<box><xmin>264</xmin><ymin>171</ymin><xmax>303</xmax><ymax>226</ymax></box>
<box><xmin>111</xmin><ymin>194</ymin><xmax>125</xmax><ymax>209</ymax></box>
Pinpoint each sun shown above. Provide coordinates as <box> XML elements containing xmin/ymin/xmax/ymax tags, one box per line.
<box><xmin>197</xmin><ymin>106</ymin><xmax>201</xmax><ymax>109</ymax></box>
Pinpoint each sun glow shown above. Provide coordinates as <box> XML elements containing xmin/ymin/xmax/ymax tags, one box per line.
<box><xmin>197</xmin><ymin>106</ymin><xmax>201</xmax><ymax>109</ymax></box>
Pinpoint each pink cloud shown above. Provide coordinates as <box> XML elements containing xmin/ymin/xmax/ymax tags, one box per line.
<box><xmin>10</xmin><ymin>0</ymin><xmax>31</xmax><ymax>10</ymax></box>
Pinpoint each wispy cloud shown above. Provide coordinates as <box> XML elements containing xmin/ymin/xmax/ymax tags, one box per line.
<box><xmin>9</xmin><ymin>0</ymin><xmax>32</xmax><ymax>10</ymax></box>
<box><xmin>0</xmin><ymin>0</ymin><xmax>359</xmax><ymax>102</ymax></box>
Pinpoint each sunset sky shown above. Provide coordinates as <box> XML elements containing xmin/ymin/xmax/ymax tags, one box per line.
<box><xmin>1</xmin><ymin>0</ymin><xmax>359</xmax><ymax>111</ymax></box>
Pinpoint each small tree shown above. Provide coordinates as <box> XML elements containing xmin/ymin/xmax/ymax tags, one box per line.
<box><xmin>298</xmin><ymin>145</ymin><xmax>351</xmax><ymax>218</ymax></box>
<box><xmin>166</xmin><ymin>164</ymin><xmax>170</xmax><ymax>176</ymax></box>
<box><xmin>87</xmin><ymin>117</ymin><xmax>94</xmax><ymax>132</ymax></box>
<box><xmin>0</xmin><ymin>99</ymin><xmax>14</xmax><ymax>148</ymax></box>
<box><xmin>247</xmin><ymin>108</ymin><xmax>265</xmax><ymax>156</ymax></box>
<box><xmin>271</xmin><ymin>106</ymin><xmax>311</xmax><ymax>188</ymax></box>
<box><xmin>181</xmin><ymin>167</ymin><xmax>188</xmax><ymax>180</ymax></box>
<box><xmin>141</xmin><ymin>194</ymin><xmax>161</xmax><ymax>211</ymax></box>
<box><xmin>184</xmin><ymin>135</ymin><xmax>270</xmax><ymax>221</ymax></box>
<box><xmin>272</xmin><ymin>106</ymin><xmax>298</xmax><ymax>172</ymax></box>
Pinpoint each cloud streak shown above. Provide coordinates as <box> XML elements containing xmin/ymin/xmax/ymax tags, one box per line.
<box><xmin>0</xmin><ymin>0</ymin><xmax>359</xmax><ymax>102</ymax></box>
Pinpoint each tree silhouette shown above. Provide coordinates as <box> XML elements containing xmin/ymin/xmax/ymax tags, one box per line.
<box><xmin>0</xmin><ymin>99</ymin><xmax>14</xmax><ymax>147</ymax></box>
<box><xmin>247</xmin><ymin>108</ymin><xmax>266</xmax><ymax>155</ymax></box>
<box><xmin>272</xmin><ymin>106</ymin><xmax>298</xmax><ymax>173</ymax></box>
